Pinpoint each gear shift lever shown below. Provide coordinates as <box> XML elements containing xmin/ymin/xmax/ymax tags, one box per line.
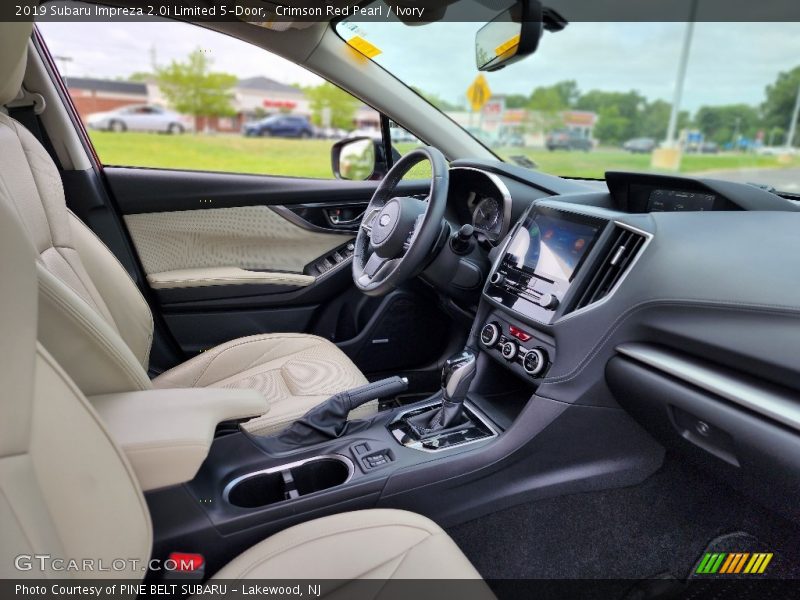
<box><xmin>407</xmin><ymin>349</ymin><xmax>478</xmax><ymax>435</ymax></box>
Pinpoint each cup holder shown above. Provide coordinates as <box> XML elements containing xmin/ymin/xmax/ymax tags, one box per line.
<box><xmin>225</xmin><ymin>455</ymin><xmax>353</xmax><ymax>509</ymax></box>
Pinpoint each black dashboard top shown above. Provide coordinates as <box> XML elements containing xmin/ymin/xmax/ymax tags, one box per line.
<box><xmin>604</xmin><ymin>171</ymin><xmax>797</xmax><ymax>213</ymax></box>
<box><xmin>451</xmin><ymin>158</ymin><xmax>798</xmax><ymax>214</ymax></box>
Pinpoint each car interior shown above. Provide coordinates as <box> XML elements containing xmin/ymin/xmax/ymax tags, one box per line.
<box><xmin>2</xmin><ymin>0</ymin><xmax>800</xmax><ymax>597</ymax></box>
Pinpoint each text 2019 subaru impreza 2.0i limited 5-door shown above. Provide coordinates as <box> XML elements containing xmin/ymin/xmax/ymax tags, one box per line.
<box><xmin>2</xmin><ymin>1</ymin><xmax>800</xmax><ymax>599</ymax></box>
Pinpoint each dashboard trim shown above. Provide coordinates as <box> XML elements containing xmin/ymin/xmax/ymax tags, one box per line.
<box><xmin>616</xmin><ymin>343</ymin><xmax>800</xmax><ymax>434</ymax></box>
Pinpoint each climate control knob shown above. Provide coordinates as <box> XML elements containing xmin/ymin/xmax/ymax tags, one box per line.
<box><xmin>500</xmin><ymin>341</ymin><xmax>518</xmax><ymax>361</ymax></box>
<box><xmin>480</xmin><ymin>322</ymin><xmax>501</xmax><ymax>347</ymax></box>
<box><xmin>522</xmin><ymin>348</ymin><xmax>547</xmax><ymax>376</ymax></box>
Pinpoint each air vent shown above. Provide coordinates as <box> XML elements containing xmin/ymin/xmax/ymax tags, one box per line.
<box><xmin>573</xmin><ymin>226</ymin><xmax>648</xmax><ymax>311</ymax></box>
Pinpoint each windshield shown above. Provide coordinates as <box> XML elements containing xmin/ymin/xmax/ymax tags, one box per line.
<box><xmin>337</xmin><ymin>3</ymin><xmax>800</xmax><ymax>194</ymax></box>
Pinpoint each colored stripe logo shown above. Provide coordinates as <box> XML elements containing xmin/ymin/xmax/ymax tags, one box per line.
<box><xmin>696</xmin><ymin>552</ymin><xmax>773</xmax><ymax>574</ymax></box>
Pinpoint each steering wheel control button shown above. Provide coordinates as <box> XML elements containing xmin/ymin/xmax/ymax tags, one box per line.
<box><xmin>522</xmin><ymin>348</ymin><xmax>547</xmax><ymax>376</ymax></box>
<box><xmin>501</xmin><ymin>341</ymin><xmax>518</xmax><ymax>361</ymax></box>
<box><xmin>480</xmin><ymin>322</ymin><xmax>501</xmax><ymax>347</ymax></box>
<box><xmin>538</xmin><ymin>293</ymin><xmax>560</xmax><ymax>310</ymax></box>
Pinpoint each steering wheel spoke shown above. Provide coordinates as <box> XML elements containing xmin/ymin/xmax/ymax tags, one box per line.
<box><xmin>402</xmin><ymin>214</ymin><xmax>425</xmax><ymax>252</ymax></box>
<box><xmin>352</xmin><ymin>147</ymin><xmax>448</xmax><ymax>296</ymax></box>
<box><xmin>363</xmin><ymin>252</ymin><xmax>388</xmax><ymax>278</ymax></box>
<box><xmin>360</xmin><ymin>207</ymin><xmax>382</xmax><ymax>237</ymax></box>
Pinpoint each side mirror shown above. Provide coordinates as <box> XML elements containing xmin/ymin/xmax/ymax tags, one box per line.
<box><xmin>331</xmin><ymin>136</ymin><xmax>397</xmax><ymax>181</ymax></box>
<box><xmin>476</xmin><ymin>0</ymin><xmax>567</xmax><ymax>72</ymax></box>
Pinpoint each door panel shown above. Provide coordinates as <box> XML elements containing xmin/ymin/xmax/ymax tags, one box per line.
<box><xmin>124</xmin><ymin>205</ymin><xmax>352</xmax><ymax>277</ymax></box>
<box><xmin>105</xmin><ymin>166</ymin><xmax>433</xmax><ymax>368</ymax></box>
<box><xmin>106</xmin><ymin>167</ymin><xmax>427</xmax><ymax>214</ymax></box>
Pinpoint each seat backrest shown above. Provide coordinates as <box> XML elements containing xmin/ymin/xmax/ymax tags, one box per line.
<box><xmin>0</xmin><ymin>172</ymin><xmax>152</xmax><ymax>579</ymax></box>
<box><xmin>0</xmin><ymin>23</ymin><xmax>154</xmax><ymax>396</ymax></box>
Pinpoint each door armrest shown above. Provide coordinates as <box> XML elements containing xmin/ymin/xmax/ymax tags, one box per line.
<box><xmin>90</xmin><ymin>388</ymin><xmax>266</xmax><ymax>491</ymax></box>
<box><xmin>146</xmin><ymin>267</ymin><xmax>315</xmax><ymax>289</ymax></box>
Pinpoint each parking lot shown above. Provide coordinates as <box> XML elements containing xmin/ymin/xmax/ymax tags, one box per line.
<box><xmin>88</xmin><ymin>131</ymin><xmax>800</xmax><ymax>186</ymax></box>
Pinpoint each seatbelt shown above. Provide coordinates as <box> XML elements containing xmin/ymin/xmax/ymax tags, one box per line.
<box><xmin>7</xmin><ymin>99</ymin><xmax>60</xmax><ymax>164</ymax></box>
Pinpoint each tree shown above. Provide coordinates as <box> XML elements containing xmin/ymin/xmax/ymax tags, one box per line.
<box><xmin>575</xmin><ymin>90</ymin><xmax>644</xmax><ymax>144</ymax></box>
<box><xmin>127</xmin><ymin>72</ymin><xmax>152</xmax><ymax>83</ymax></box>
<box><xmin>526</xmin><ymin>84</ymin><xmax>569</xmax><ymax>133</ymax></box>
<box><xmin>155</xmin><ymin>49</ymin><xmax>237</xmax><ymax>127</ymax></box>
<box><xmin>695</xmin><ymin>104</ymin><xmax>760</xmax><ymax>145</ymax></box>
<box><xmin>305</xmin><ymin>83</ymin><xmax>359</xmax><ymax>130</ymax></box>
<box><xmin>410</xmin><ymin>87</ymin><xmax>462</xmax><ymax>111</ymax></box>
<box><xmin>761</xmin><ymin>65</ymin><xmax>800</xmax><ymax>146</ymax></box>
<box><xmin>592</xmin><ymin>106</ymin><xmax>632</xmax><ymax>145</ymax></box>
<box><xmin>638</xmin><ymin>99</ymin><xmax>689</xmax><ymax>141</ymax></box>
<box><xmin>550</xmin><ymin>80</ymin><xmax>580</xmax><ymax>108</ymax></box>
<box><xmin>503</xmin><ymin>93</ymin><xmax>529</xmax><ymax>109</ymax></box>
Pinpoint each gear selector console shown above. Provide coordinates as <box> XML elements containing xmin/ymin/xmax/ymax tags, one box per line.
<box><xmin>388</xmin><ymin>349</ymin><xmax>497</xmax><ymax>451</ymax></box>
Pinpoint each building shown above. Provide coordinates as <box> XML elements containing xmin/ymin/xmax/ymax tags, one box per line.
<box><xmin>65</xmin><ymin>77</ymin><xmax>148</xmax><ymax>119</ymax></box>
<box><xmin>445</xmin><ymin>100</ymin><xmax>597</xmax><ymax>148</ymax></box>
<box><xmin>562</xmin><ymin>110</ymin><xmax>597</xmax><ymax>141</ymax></box>
<box><xmin>64</xmin><ymin>75</ymin><xmax>378</xmax><ymax>134</ymax></box>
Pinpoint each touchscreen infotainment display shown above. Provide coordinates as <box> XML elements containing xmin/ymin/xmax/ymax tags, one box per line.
<box><xmin>504</xmin><ymin>211</ymin><xmax>602</xmax><ymax>282</ymax></box>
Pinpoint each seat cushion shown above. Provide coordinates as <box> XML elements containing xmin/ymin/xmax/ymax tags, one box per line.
<box><xmin>152</xmin><ymin>333</ymin><xmax>373</xmax><ymax>435</ymax></box>
<box><xmin>208</xmin><ymin>509</ymin><xmax>489</xmax><ymax>582</ymax></box>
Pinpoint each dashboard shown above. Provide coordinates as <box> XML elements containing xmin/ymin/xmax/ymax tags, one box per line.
<box><xmin>439</xmin><ymin>159</ymin><xmax>800</xmax><ymax>523</ymax></box>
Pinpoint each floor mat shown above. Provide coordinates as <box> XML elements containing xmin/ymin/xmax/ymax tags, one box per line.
<box><xmin>447</xmin><ymin>456</ymin><xmax>800</xmax><ymax>584</ymax></box>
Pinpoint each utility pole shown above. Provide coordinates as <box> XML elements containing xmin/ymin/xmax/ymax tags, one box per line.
<box><xmin>785</xmin><ymin>83</ymin><xmax>800</xmax><ymax>151</ymax></box>
<box><xmin>664</xmin><ymin>0</ymin><xmax>698</xmax><ymax>148</ymax></box>
<box><xmin>732</xmin><ymin>116</ymin><xmax>741</xmax><ymax>150</ymax></box>
<box><xmin>53</xmin><ymin>55</ymin><xmax>73</xmax><ymax>78</ymax></box>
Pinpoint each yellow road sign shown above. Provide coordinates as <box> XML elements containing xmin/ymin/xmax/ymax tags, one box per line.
<box><xmin>467</xmin><ymin>74</ymin><xmax>491</xmax><ymax>112</ymax></box>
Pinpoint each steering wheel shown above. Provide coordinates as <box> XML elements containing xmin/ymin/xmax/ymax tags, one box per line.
<box><xmin>352</xmin><ymin>146</ymin><xmax>449</xmax><ymax>297</ymax></box>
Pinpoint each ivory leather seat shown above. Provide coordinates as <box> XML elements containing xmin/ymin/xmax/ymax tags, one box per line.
<box><xmin>0</xmin><ymin>181</ymin><xmax>489</xmax><ymax>585</ymax></box>
<box><xmin>0</xmin><ymin>21</ymin><xmax>374</xmax><ymax>436</ymax></box>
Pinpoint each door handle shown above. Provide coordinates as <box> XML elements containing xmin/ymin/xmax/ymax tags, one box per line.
<box><xmin>326</xmin><ymin>208</ymin><xmax>365</xmax><ymax>226</ymax></box>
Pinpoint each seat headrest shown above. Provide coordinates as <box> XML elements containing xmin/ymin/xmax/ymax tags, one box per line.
<box><xmin>0</xmin><ymin>190</ymin><xmax>38</xmax><ymax>457</ymax></box>
<box><xmin>0</xmin><ymin>17</ymin><xmax>34</xmax><ymax>106</ymax></box>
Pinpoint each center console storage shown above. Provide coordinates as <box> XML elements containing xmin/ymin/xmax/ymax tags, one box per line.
<box><xmin>225</xmin><ymin>455</ymin><xmax>353</xmax><ymax>508</ymax></box>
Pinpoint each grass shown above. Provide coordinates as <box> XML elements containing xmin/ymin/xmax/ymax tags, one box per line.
<box><xmin>88</xmin><ymin>131</ymin><xmax>799</xmax><ymax>181</ymax></box>
<box><xmin>497</xmin><ymin>147</ymin><xmax>800</xmax><ymax>179</ymax></box>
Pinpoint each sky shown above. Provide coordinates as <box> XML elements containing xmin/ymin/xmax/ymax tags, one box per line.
<box><xmin>37</xmin><ymin>17</ymin><xmax>800</xmax><ymax>115</ymax></box>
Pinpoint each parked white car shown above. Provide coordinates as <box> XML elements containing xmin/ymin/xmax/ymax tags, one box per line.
<box><xmin>86</xmin><ymin>104</ymin><xmax>193</xmax><ymax>134</ymax></box>
<box><xmin>756</xmin><ymin>146</ymin><xmax>798</xmax><ymax>156</ymax></box>
<box><xmin>390</xmin><ymin>127</ymin><xmax>418</xmax><ymax>143</ymax></box>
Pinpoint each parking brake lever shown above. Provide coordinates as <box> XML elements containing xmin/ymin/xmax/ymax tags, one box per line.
<box><xmin>248</xmin><ymin>376</ymin><xmax>408</xmax><ymax>454</ymax></box>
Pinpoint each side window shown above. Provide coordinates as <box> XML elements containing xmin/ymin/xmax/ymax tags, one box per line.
<box><xmin>37</xmin><ymin>11</ymin><xmax>384</xmax><ymax>180</ymax></box>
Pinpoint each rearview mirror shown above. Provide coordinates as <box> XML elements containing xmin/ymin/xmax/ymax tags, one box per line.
<box><xmin>476</xmin><ymin>1</ymin><xmax>558</xmax><ymax>72</ymax></box>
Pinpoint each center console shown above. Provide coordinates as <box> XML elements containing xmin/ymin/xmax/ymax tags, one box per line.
<box><xmin>143</xmin><ymin>203</ymin><xmax>654</xmax><ymax>581</ymax></box>
<box><xmin>484</xmin><ymin>205</ymin><xmax>607</xmax><ymax>325</ymax></box>
<box><xmin>478</xmin><ymin>204</ymin><xmax>610</xmax><ymax>382</ymax></box>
